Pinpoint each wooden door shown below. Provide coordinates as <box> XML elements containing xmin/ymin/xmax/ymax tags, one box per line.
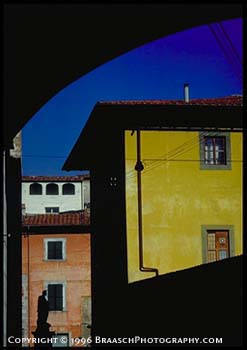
<box><xmin>207</xmin><ymin>230</ymin><xmax>229</xmax><ymax>262</ymax></box>
<box><xmin>215</xmin><ymin>231</ymin><xmax>229</xmax><ymax>260</ymax></box>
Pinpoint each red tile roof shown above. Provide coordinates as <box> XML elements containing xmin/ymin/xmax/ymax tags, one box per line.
<box><xmin>22</xmin><ymin>211</ymin><xmax>90</xmax><ymax>226</ymax></box>
<box><xmin>22</xmin><ymin>174</ymin><xmax>89</xmax><ymax>182</ymax></box>
<box><xmin>98</xmin><ymin>95</ymin><xmax>242</xmax><ymax>107</ymax></box>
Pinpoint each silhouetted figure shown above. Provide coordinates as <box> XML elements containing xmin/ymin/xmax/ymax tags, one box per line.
<box><xmin>33</xmin><ymin>290</ymin><xmax>55</xmax><ymax>349</ymax></box>
<box><xmin>37</xmin><ymin>290</ymin><xmax>49</xmax><ymax>326</ymax></box>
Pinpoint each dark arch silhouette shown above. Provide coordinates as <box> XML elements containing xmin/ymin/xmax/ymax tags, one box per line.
<box><xmin>46</xmin><ymin>183</ymin><xmax>59</xmax><ymax>195</ymax></box>
<box><xmin>62</xmin><ymin>183</ymin><xmax>75</xmax><ymax>195</ymax></box>
<box><xmin>3</xmin><ymin>4</ymin><xmax>244</xmax><ymax>345</ymax></box>
<box><xmin>4</xmin><ymin>4</ymin><xmax>242</xmax><ymax>146</ymax></box>
<box><xmin>30</xmin><ymin>183</ymin><xmax>42</xmax><ymax>195</ymax></box>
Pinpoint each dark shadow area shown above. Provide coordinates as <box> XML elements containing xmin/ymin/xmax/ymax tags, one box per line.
<box><xmin>4</xmin><ymin>4</ymin><xmax>242</xmax><ymax>146</ymax></box>
<box><xmin>2</xmin><ymin>5</ymin><xmax>245</xmax><ymax>347</ymax></box>
<box><xmin>64</xmin><ymin>103</ymin><xmax>243</xmax><ymax>170</ymax></box>
<box><xmin>95</xmin><ymin>256</ymin><xmax>243</xmax><ymax>347</ymax></box>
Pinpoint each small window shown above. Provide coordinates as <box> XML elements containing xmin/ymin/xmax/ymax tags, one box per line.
<box><xmin>204</xmin><ymin>137</ymin><xmax>226</xmax><ymax>165</ymax></box>
<box><xmin>48</xmin><ymin>242</ymin><xmax>63</xmax><ymax>260</ymax></box>
<box><xmin>199</xmin><ymin>132</ymin><xmax>231</xmax><ymax>170</ymax></box>
<box><xmin>30</xmin><ymin>183</ymin><xmax>42</xmax><ymax>195</ymax></box>
<box><xmin>45</xmin><ymin>238</ymin><xmax>66</xmax><ymax>260</ymax></box>
<box><xmin>62</xmin><ymin>183</ymin><xmax>75</xmax><ymax>195</ymax></box>
<box><xmin>45</xmin><ymin>207</ymin><xmax>59</xmax><ymax>213</ymax></box>
<box><xmin>47</xmin><ymin>284</ymin><xmax>64</xmax><ymax>311</ymax></box>
<box><xmin>53</xmin><ymin>333</ymin><xmax>69</xmax><ymax>347</ymax></box>
<box><xmin>46</xmin><ymin>183</ymin><xmax>59</xmax><ymax>195</ymax></box>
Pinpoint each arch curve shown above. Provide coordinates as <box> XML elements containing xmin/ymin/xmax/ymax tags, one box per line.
<box><xmin>29</xmin><ymin>183</ymin><xmax>42</xmax><ymax>195</ymax></box>
<box><xmin>4</xmin><ymin>4</ymin><xmax>242</xmax><ymax>146</ymax></box>
<box><xmin>46</xmin><ymin>183</ymin><xmax>59</xmax><ymax>195</ymax></box>
<box><xmin>62</xmin><ymin>183</ymin><xmax>75</xmax><ymax>195</ymax></box>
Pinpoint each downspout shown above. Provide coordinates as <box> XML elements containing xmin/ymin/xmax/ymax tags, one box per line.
<box><xmin>27</xmin><ymin>228</ymin><xmax>30</xmax><ymax>346</ymax></box>
<box><xmin>3</xmin><ymin>150</ymin><xmax>7</xmax><ymax>347</ymax></box>
<box><xmin>134</xmin><ymin>130</ymin><xmax>159</xmax><ymax>277</ymax></box>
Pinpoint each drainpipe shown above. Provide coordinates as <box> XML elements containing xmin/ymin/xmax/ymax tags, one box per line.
<box><xmin>27</xmin><ymin>229</ymin><xmax>30</xmax><ymax>346</ymax></box>
<box><xmin>3</xmin><ymin>151</ymin><xmax>7</xmax><ymax>346</ymax></box>
<box><xmin>134</xmin><ymin>130</ymin><xmax>159</xmax><ymax>277</ymax></box>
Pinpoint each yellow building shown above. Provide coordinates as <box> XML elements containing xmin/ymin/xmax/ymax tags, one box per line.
<box><xmin>63</xmin><ymin>95</ymin><xmax>243</xmax><ymax>342</ymax></box>
<box><xmin>125</xmin><ymin>128</ymin><xmax>242</xmax><ymax>282</ymax></box>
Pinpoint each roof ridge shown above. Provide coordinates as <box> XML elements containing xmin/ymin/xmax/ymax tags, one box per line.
<box><xmin>97</xmin><ymin>95</ymin><xmax>243</xmax><ymax>106</ymax></box>
<box><xmin>22</xmin><ymin>174</ymin><xmax>90</xmax><ymax>181</ymax></box>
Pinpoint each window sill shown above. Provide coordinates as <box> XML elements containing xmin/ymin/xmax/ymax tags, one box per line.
<box><xmin>43</xmin><ymin>259</ymin><xmax>67</xmax><ymax>262</ymax></box>
<box><xmin>49</xmin><ymin>310</ymin><xmax>67</xmax><ymax>313</ymax></box>
<box><xmin>200</xmin><ymin>163</ymin><xmax>232</xmax><ymax>170</ymax></box>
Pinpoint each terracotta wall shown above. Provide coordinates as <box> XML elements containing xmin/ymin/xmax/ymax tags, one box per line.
<box><xmin>22</xmin><ymin>233</ymin><xmax>91</xmax><ymax>345</ymax></box>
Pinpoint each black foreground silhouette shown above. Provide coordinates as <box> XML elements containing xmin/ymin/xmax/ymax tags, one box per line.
<box><xmin>32</xmin><ymin>291</ymin><xmax>55</xmax><ymax>349</ymax></box>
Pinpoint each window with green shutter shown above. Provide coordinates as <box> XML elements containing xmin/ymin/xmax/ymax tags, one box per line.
<box><xmin>47</xmin><ymin>242</ymin><xmax>63</xmax><ymax>260</ymax></box>
<box><xmin>48</xmin><ymin>284</ymin><xmax>63</xmax><ymax>311</ymax></box>
<box><xmin>44</xmin><ymin>238</ymin><xmax>66</xmax><ymax>261</ymax></box>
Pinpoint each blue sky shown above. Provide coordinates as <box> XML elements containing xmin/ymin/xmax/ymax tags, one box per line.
<box><xmin>22</xmin><ymin>18</ymin><xmax>242</xmax><ymax>176</ymax></box>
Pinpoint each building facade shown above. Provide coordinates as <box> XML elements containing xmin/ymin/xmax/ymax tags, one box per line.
<box><xmin>22</xmin><ymin>175</ymin><xmax>90</xmax><ymax>214</ymax></box>
<box><xmin>22</xmin><ymin>211</ymin><xmax>91</xmax><ymax>347</ymax></box>
<box><xmin>125</xmin><ymin>128</ymin><xmax>242</xmax><ymax>282</ymax></box>
<box><xmin>63</xmin><ymin>96</ymin><xmax>243</xmax><ymax>343</ymax></box>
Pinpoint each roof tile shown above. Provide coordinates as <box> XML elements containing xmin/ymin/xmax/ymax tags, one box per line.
<box><xmin>22</xmin><ymin>211</ymin><xmax>90</xmax><ymax>226</ymax></box>
<box><xmin>22</xmin><ymin>174</ymin><xmax>90</xmax><ymax>182</ymax></box>
<box><xmin>98</xmin><ymin>95</ymin><xmax>242</xmax><ymax>107</ymax></box>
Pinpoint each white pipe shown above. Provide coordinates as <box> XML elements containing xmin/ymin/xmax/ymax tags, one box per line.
<box><xmin>184</xmin><ymin>83</ymin><xmax>190</xmax><ymax>103</ymax></box>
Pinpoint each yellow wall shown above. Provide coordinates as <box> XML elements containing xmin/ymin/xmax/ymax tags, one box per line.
<box><xmin>125</xmin><ymin>130</ymin><xmax>242</xmax><ymax>283</ymax></box>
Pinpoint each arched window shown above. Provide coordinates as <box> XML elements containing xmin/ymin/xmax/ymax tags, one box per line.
<box><xmin>46</xmin><ymin>183</ymin><xmax>59</xmax><ymax>195</ymax></box>
<box><xmin>30</xmin><ymin>183</ymin><xmax>42</xmax><ymax>195</ymax></box>
<box><xmin>62</xmin><ymin>183</ymin><xmax>75</xmax><ymax>195</ymax></box>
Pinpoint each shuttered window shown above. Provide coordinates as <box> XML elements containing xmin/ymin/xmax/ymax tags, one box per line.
<box><xmin>48</xmin><ymin>284</ymin><xmax>63</xmax><ymax>311</ymax></box>
<box><xmin>47</xmin><ymin>241</ymin><xmax>63</xmax><ymax>260</ymax></box>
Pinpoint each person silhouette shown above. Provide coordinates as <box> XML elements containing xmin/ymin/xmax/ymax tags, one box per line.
<box><xmin>37</xmin><ymin>290</ymin><xmax>49</xmax><ymax>326</ymax></box>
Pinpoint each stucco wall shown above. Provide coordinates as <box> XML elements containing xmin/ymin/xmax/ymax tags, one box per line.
<box><xmin>125</xmin><ymin>130</ymin><xmax>243</xmax><ymax>283</ymax></box>
<box><xmin>21</xmin><ymin>274</ymin><xmax>28</xmax><ymax>338</ymax></box>
<box><xmin>22</xmin><ymin>182</ymin><xmax>85</xmax><ymax>214</ymax></box>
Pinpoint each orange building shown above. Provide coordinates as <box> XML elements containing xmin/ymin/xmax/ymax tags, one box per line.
<box><xmin>22</xmin><ymin>211</ymin><xmax>91</xmax><ymax>347</ymax></box>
